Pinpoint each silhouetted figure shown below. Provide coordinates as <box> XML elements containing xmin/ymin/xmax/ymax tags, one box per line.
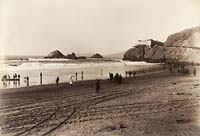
<box><xmin>118</xmin><ymin>74</ymin><xmax>122</xmax><ymax>84</ymax></box>
<box><xmin>40</xmin><ymin>72</ymin><xmax>42</xmax><ymax>84</ymax></box>
<box><xmin>75</xmin><ymin>72</ymin><xmax>78</xmax><ymax>81</ymax></box>
<box><xmin>96</xmin><ymin>80</ymin><xmax>100</xmax><ymax>93</ymax></box>
<box><xmin>109</xmin><ymin>72</ymin><xmax>114</xmax><ymax>81</ymax></box>
<box><xmin>128</xmin><ymin>71</ymin><xmax>132</xmax><ymax>77</ymax></box>
<box><xmin>56</xmin><ymin>77</ymin><xmax>59</xmax><ymax>86</ymax></box>
<box><xmin>125</xmin><ymin>71</ymin><xmax>128</xmax><ymax>77</ymax></box>
<box><xmin>114</xmin><ymin>73</ymin><xmax>119</xmax><ymax>82</ymax></box>
<box><xmin>194</xmin><ymin>68</ymin><xmax>196</xmax><ymax>76</ymax></box>
<box><xmin>18</xmin><ymin>74</ymin><xmax>20</xmax><ymax>80</ymax></box>
<box><xmin>27</xmin><ymin>77</ymin><xmax>29</xmax><ymax>86</ymax></box>
<box><xmin>81</xmin><ymin>71</ymin><xmax>84</xmax><ymax>80</ymax></box>
<box><xmin>14</xmin><ymin>73</ymin><xmax>17</xmax><ymax>79</ymax></box>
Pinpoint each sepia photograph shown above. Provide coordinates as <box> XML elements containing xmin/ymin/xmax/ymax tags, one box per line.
<box><xmin>0</xmin><ymin>0</ymin><xmax>200</xmax><ymax>135</ymax></box>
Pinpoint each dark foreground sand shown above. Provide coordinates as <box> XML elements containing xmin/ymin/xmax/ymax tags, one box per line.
<box><xmin>1</xmin><ymin>69</ymin><xmax>200</xmax><ymax>136</ymax></box>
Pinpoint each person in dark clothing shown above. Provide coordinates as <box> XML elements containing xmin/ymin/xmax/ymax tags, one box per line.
<box><xmin>18</xmin><ymin>74</ymin><xmax>20</xmax><ymax>80</ymax></box>
<box><xmin>194</xmin><ymin>68</ymin><xmax>196</xmax><ymax>76</ymax></box>
<box><xmin>40</xmin><ymin>72</ymin><xmax>42</xmax><ymax>84</ymax></box>
<box><xmin>114</xmin><ymin>73</ymin><xmax>119</xmax><ymax>82</ymax></box>
<box><xmin>133</xmin><ymin>71</ymin><xmax>136</xmax><ymax>78</ymax></box>
<box><xmin>125</xmin><ymin>71</ymin><xmax>128</xmax><ymax>77</ymax></box>
<box><xmin>109</xmin><ymin>72</ymin><xmax>114</xmax><ymax>81</ymax></box>
<box><xmin>75</xmin><ymin>72</ymin><xmax>78</xmax><ymax>81</ymax></box>
<box><xmin>56</xmin><ymin>77</ymin><xmax>59</xmax><ymax>86</ymax></box>
<box><xmin>118</xmin><ymin>74</ymin><xmax>122</xmax><ymax>84</ymax></box>
<box><xmin>96</xmin><ymin>80</ymin><xmax>100</xmax><ymax>93</ymax></box>
<box><xmin>27</xmin><ymin>76</ymin><xmax>29</xmax><ymax>86</ymax></box>
<box><xmin>81</xmin><ymin>71</ymin><xmax>84</xmax><ymax>80</ymax></box>
<box><xmin>128</xmin><ymin>71</ymin><xmax>132</xmax><ymax>77</ymax></box>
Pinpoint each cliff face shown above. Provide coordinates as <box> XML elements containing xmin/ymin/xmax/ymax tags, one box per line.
<box><xmin>123</xmin><ymin>26</ymin><xmax>200</xmax><ymax>64</ymax></box>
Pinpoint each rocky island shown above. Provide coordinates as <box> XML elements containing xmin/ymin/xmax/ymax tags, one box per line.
<box><xmin>90</xmin><ymin>53</ymin><xmax>103</xmax><ymax>58</ymax></box>
<box><xmin>44</xmin><ymin>50</ymin><xmax>66</xmax><ymax>59</ymax></box>
<box><xmin>44</xmin><ymin>50</ymin><xmax>86</xmax><ymax>60</ymax></box>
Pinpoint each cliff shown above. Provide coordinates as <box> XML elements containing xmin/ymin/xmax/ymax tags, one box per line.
<box><xmin>123</xmin><ymin>26</ymin><xmax>200</xmax><ymax>64</ymax></box>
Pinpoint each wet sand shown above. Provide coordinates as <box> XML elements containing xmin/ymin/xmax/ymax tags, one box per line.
<box><xmin>1</xmin><ymin>69</ymin><xmax>200</xmax><ymax>136</ymax></box>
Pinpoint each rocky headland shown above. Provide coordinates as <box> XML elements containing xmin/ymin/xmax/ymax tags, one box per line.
<box><xmin>123</xmin><ymin>26</ymin><xmax>200</xmax><ymax>64</ymax></box>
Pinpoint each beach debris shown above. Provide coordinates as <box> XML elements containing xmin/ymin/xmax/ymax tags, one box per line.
<box><xmin>97</xmin><ymin>123</ymin><xmax>127</xmax><ymax>133</ymax></box>
<box><xmin>176</xmin><ymin>118</ymin><xmax>191</xmax><ymax>124</ymax></box>
<box><xmin>176</xmin><ymin>92</ymin><xmax>185</xmax><ymax>95</ymax></box>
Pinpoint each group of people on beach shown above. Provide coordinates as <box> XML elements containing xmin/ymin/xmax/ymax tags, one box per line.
<box><xmin>2</xmin><ymin>73</ymin><xmax>20</xmax><ymax>81</ymax></box>
<box><xmin>125</xmin><ymin>71</ymin><xmax>136</xmax><ymax>78</ymax></box>
<box><xmin>109</xmin><ymin>72</ymin><xmax>123</xmax><ymax>84</ymax></box>
<box><xmin>168</xmin><ymin>62</ymin><xmax>197</xmax><ymax>77</ymax></box>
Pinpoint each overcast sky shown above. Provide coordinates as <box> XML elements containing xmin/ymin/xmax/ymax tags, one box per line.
<box><xmin>0</xmin><ymin>0</ymin><xmax>200</xmax><ymax>56</ymax></box>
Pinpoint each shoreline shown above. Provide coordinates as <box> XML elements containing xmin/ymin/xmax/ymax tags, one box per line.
<box><xmin>0</xmin><ymin>63</ymin><xmax>164</xmax><ymax>91</ymax></box>
<box><xmin>0</xmin><ymin>68</ymin><xmax>166</xmax><ymax>93</ymax></box>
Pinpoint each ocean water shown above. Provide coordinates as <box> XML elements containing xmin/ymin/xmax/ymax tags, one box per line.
<box><xmin>0</xmin><ymin>57</ymin><xmax>163</xmax><ymax>89</ymax></box>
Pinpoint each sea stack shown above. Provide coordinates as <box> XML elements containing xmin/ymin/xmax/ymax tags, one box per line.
<box><xmin>66</xmin><ymin>52</ymin><xmax>77</xmax><ymax>59</ymax></box>
<box><xmin>44</xmin><ymin>50</ymin><xmax>66</xmax><ymax>59</ymax></box>
<box><xmin>90</xmin><ymin>53</ymin><xmax>103</xmax><ymax>58</ymax></box>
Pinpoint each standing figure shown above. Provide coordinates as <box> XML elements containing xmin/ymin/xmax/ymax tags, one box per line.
<box><xmin>194</xmin><ymin>68</ymin><xmax>196</xmax><ymax>77</ymax></box>
<box><xmin>118</xmin><ymin>74</ymin><xmax>122</xmax><ymax>84</ymax></box>
<box><xmin>128</xmin><ymin>71</ymin><xmax>132</xmax><ymax>77</ymax></box>
<box><xmin>18</xmin><ymin>74</ymin><xmax>20</xmax><ymax>80</ymax></box>
<box><xmin>96</xmin><ymin>80</ymin><xmax>100</xmax><ymax>93</ymax></box>
<box><xmin>81</xmin><ymin>71</ymin><xmax>84</xmax><ymax>80</ymax></box>
<box><xmin>56</xmin><ymin>76</ymin><xmax>59</xmax><ymax>86</ymax></box>
<box><xmin>40</xmin><ymin>72</ymin><xmax>42</xmax><ymax>84</ymax></box>
<box><xmin>27</xmin><ymin>76</ymin><xmax>29</xmax><ymax>86</ymax></box>
<box><xmin>75</xmin><ymin>72</ymin><xmax>78</xmax><ymax>81</ymax></box>
<box><xmin>69</xmin><ymin>76</ymin><xmax>73</xmax><ymax>85</ymax></box>
<box><xmin>125</xmin><ymin>71</ymin><xmax>128</xmax><ymax>77</ymax></box>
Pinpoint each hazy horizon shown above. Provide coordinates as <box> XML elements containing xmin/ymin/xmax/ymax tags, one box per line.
<box><xmin>0</xmin><ymin>0</ymin><xmax>200</xmax><ymax>56</ymax></box>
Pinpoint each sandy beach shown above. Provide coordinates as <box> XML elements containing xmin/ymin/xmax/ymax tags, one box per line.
<box><xmin>1</xmin><ymin>68</ymin><xmax>200</xmax><ymax>136</ymax></box>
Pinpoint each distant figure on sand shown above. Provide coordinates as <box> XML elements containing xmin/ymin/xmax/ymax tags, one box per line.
<box><xmin>194</xmin><ymin>68</ymin><xmax>196</xmax><ymax>76</ymax></box>
<box><xmin>96</xmin><ymin>80</ymin><xmax>100</xmax><ymax>93</ymax></box>
<box><xmin>109</xmin><ymin>72</ymin><xmax>114</xmax><ymax>81</ymax></box>
<box><xmin>27</xmin><ymin>77</ymin><xmax>29</xmax><ymax>86</ymax></box>
<box><xmin>18</xmin><ymin>74</ymin><xmax>20</xmax><ymax>80</ymax></box>
<box><xmin>81</xmin><ymin>71</ymin><xmax>84</xmax><ymax>80</ymax></box>
<box><xmin>128</xmin><ymin>71</ymin><xmax>132</xmax><ymax>77</ymax></box>
<box><xmin>40</xmin><ymin>72</ymin><xmax>42</xmax><ymax>84</ymax></box>
<box><xmin>75</xmin><ymin>72</ymin><xmax>78</xmax><ymax>81</ymax></box>
<box><xmin>69</xmin><ymin>76</ymin><xmax>73</xmax><ymax>85</ymax></box>
<box><xmin>56</xmin><ymin>77</ymin><xmax>59</xmax><ymax>86</ymax></box>
<box><xmin>118</xmin><ymin>74</ymin><xmax>122</xmax><ymax>84</ymax></box>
